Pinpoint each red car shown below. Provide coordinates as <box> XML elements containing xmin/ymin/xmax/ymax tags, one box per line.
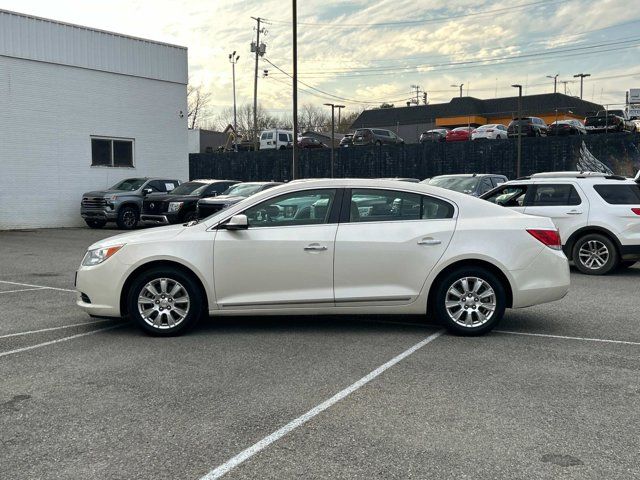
<box><xmin>445</xmin><ymin>126</ymin><xmax>475</xmax><ymax>142</ymax></box>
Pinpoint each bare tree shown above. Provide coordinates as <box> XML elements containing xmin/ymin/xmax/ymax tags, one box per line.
<box><xmin>337</xmin><ymin>108</ymin><xmax>364</xmax><ymax>133</ymax></box>
<box><xmin>298</xmin><ymin>103</ymin><xmax>330</xmax><ymax>132</ymax></box>
<box><xmin>187</xmin><ymin>84</ymin><xmax>212</xmax><ymax>129</ymax></box>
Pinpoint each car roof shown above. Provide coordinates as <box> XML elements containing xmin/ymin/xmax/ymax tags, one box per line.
<box><xmin>497</xmin><ymin>172</ymin><xmax>635</xmax><ymax>185</ymax></box>
<box><xmin>190</xmin><ymin>179</ymin><xmax>240</xmax><ymax>184</ymax></box>
<box><xmin>431</xmin><ymin>173</ymin><xmax>505</xmax><ymax>178</ymax></box>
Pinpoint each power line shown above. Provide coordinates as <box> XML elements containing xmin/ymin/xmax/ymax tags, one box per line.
<box><xmin>264</xmin><ymin>0</ymin><xmax>561</xmax><ymax>28</ymax></box>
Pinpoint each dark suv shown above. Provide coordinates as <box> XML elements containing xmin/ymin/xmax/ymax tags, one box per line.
<box><xmin>507</xmin><ymin>117</ymin><xmax>549</xmax><ymax>137</ymax></box>
<box><xmin>424</xmin><ymin>174</ymin><xmax>508</xmax><ymax>197</ymax></box>
<box><xmin>352</xmin><ymin>128</ymin><xmax>404</xmax><ymax>146</ymax></box>
<box><xmin>140</xmin><ymin>179</ymin><xmax>239</xmax><ymax>225</ymax></box>
<box><xmin>197</xmin><ymin>182</ymin><xmax>283</xmax><ymax>219</ymax></box>
<box><xmin>81</xmin><ymin>177</ymin><xmax>181</xmax><ymax>229</ymax></box>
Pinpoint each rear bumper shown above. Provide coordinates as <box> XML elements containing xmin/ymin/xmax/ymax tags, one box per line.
<box><xmin>510</xmin><ymin>248</ymin><xmax>570</xmax><ymax>308</ymax></box>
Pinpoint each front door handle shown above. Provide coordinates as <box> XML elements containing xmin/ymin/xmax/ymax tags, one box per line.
<box><xmin>566</xmin><ymin>210</ymin><xmax>583</xmax><ymax>215</ymax></box>
<box><xmin>418</xmin><ymin>238</ymin><xmax>441</xmax><ymax>246</ymax></box>
<box><xmin>304</xmin><ymin>244</ymin><xmax>327</xmax><ymax>251</ymax></box>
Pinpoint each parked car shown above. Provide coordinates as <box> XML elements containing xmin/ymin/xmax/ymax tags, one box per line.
<box><xmin>76</xmin><ymin>178</ymin><xmax>569</xmax><ymax>337</ymax></box>
<box><xmin>140</xmin><ymin>179</ymin><xmax>239</xmax><ymax>225</ymax></box>
<box><xmin>298</xmin><ymin>137</ymin><xmax>327</xmax><ymax>149</ymax></box>
<box><xmin>379</xmin><ymin>177</ymin><xmax>421</xmax><ymax>183</ymax></box>
<box><xmin>352</xmin><ymin>128</ymin><xmax>404</xmax><ymax>146</ymax></box>
<box><xmin>549</xmin><ymin>119</ymin><xmax>587</xmax><ymax>136</ymax></box>
<box><xmin>584</xmin><ymin>110</ymin><xmax>636</xmax><ymax>133</ymax></box>
<box><xmin>445</xmin><ymin>127</ymin><xmax>475</xmax><ymax>142</ymax></box>
<box><xmin>81</xmin><ymin>177</ymin><xmax>181</xmax><ymax>230</ymax></box>
<box><xmin>259</xmin><ymin>129</ymin><xmax>294</xmax><ymax>150</ymax></box>
<box><xmin>471</xmin><ymin>124</ymin><xmax>508</xmax><ymax>140</ymax></box>
<box><xmin>481</xmin><ymin>171</ymin><xmax>640</xmax><ymax>274</ymax></box>
<box><xmin>425</xmin><ymin>174</ymin><xmax>508</xmax><ymax>197</ymax></box>
<box><xmin>197</xmin><ymin>182</ymin><xmax>283</xmax><ymax>219</ymax></box>
<box><xmin>339</xmin><ymin>134</ymin><xmax>354</xmax><ymax>148</ymax></box>
<box><xmin>507</xmin><ymin>117</ymin><xmax>549</xmax><ymax>137</ymax></box>
<box><xmin>420</xmin><ymin>129</ymin><xmax>449</xmax><ymax>143</ymax></box>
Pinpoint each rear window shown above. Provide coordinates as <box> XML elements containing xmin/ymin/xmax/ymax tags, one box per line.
<box><xmin>593</xmin><ymin>184</ymin><xmax>640</xmax><ymax>204</ymax></box>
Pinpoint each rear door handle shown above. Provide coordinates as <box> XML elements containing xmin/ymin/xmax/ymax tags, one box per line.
<box><xmin>566</xmin><ymin>210</ymin><xmax>583</xmax><ymax>215</ymax></box>
<box><xmin>418</xmin><ymin>238</ymin><xmax>441</xmax><ymax>246</ymax></box>
<box><xmin>304</xmin><ymin>243</ymin><xmax>327</xmax><ymax>251</ymax></box>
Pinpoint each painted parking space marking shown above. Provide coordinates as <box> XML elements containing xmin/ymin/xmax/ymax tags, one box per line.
<box><xmin>0</xmin><ymin>324</ymin><xmax>124</xmax><ymax>358</ymax></box>
<box><xmin>0</xmin><ymin>280</ymin><xmax>75</xmax><ymax>293</ymax></box>
<box><xmin>0</xmin><ymin>319</ymin><xmax>116</xmax><ymax>339</ymax></box>
<box><xmin>0</xmin><ymin>287</ymin><xmax>48</xmax><ymax>294</ymax></box>
<box><xmin>495</xmin><ymin>329</ymin><xmax>640</xmax><ymax>346</ymax></box>
<box><xmin>200</xmin><ymin>330</ymin><xmax>444</xmax><ymax>480</ymax></box>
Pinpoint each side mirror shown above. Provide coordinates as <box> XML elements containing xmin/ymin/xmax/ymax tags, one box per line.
<box><xmin>142</xmin><ymin>187</ymin><xmax>153</xmax><ymax>195</ymax></box>
<box><xmin>223</xmin><ymin>214</ymin><xmax>248</xmax><ymax>230</ymax></box>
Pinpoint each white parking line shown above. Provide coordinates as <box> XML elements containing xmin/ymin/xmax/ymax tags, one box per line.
<box><xmin>0</xmin><ymin>319</ymin><xmax>116</xmax><ymax>339</ymax></box>
<box><xmin>200</xmin><ymin>330</ymin><xmax>444</xmax><ymax>480</ymax></box>
<box><xmin>495</xmin><ymin>330</ymin><xmax>640</xmax><ymax>346</ymax></box>
<box><xmin>0</xmin><ymin>324</ymin><xmax>123</xmax><ymax>358</ymax></box>
<box><xmin>0</xmin><ymin>287</ymin><xmax>47</xmax><ymax>294</ymax></box>
<box><xmin>0</xmin><ymin>280</ymin><xmax>75</xmax><ymax>293</ymax></box>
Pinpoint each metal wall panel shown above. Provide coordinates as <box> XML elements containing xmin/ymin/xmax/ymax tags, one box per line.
<box><xmin>0</xmin><ymin>9</ymin><xmax>187</xmax><ymax>84</ymax></box>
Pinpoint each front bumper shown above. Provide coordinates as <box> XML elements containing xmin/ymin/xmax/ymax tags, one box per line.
<box><xmin>76</xmin><ymin>260</ymin><xmax>128</xmax><ymax>317</ymax></box>
<box><xmin>140</xmin><ymin>214</ymin><xmax>171</xmax><ymax>225</ymax></box>
<box><xmin>81</xmin><ymin>208</ymin><xmax>117</xmax><ymax>221</ymax></box>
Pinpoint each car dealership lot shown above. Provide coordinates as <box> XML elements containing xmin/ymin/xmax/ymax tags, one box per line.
<box><xmin>1</xmin><ymin>228</ymin><xmax>639</xmax><ymax>479</ymax></box>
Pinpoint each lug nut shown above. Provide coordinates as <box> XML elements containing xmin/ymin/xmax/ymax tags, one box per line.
<box><xmin>155</xmin><ymin>300</ymin><xmax>159</xmax><ymax>304</ymax></box>
<box><xmin>159</xmin><ymin>307</ymin><xmax>163</xmax><ymax>311</ymax></box>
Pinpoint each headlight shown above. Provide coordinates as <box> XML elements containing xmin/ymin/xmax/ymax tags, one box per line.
<box><xmin>168</xmin><ymin>202</ymin><xmax>183</xmax><ymax>212</ymax></box>
<box><xmin>82</xmin><ymin>245</ymin><xmax>124</xmax><ymax>266</ymax></box>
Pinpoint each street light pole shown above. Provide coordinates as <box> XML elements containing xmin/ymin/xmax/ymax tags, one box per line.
<box><xmin>573</xmin><ymin>73</ymin><xmax>591</xmax><ymax>99</ymax></box>
<box><xmin>511</xmin><ymin>84</ymin><xmax>523</xmax><ymax>178</ymax></box>
<box><xmin>450</xmin><ymin>83</ymin><xmax>464</xmax><ymax>98</ymax></box>
<box><xmin>336</xmin><ymin>105</ymin><xmax>344</xmax><ymax>132</ymax></box>
<box><xmin>291</xmin><ymin>0</ymin><xmax>298</xmax><ymax>180</ymax></box>
<box><xmin>546</xmin><ymin>74</ymin><xmax>558</xmax><ymax>93</ymax></box>
<box><xmin>324</xmin><ymin>103</ymin><xmax>344</xmax><ymax>178</ymax></box>
<box><xmin>228</xmin><ymin>51</ymin><xmax>239</xmax><ymax>151</ymax></box>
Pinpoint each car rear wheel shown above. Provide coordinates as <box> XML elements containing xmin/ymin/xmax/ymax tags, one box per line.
<box><xmin>85</xmin><ymin>219</ymin><xmax>106</xmax><ymax>229</ymax></box>
<box><xmin>572</xmin><ymin>233</ymin><xmax>619</xmax><ymax>275</ymax></box>
<box><xmin>117</xmin><ymin>206</ymin><xmax>139</xmax><ymax>230</ymax></box>
<box><xmin>375</xmin><ymin>140</ymin><xmax>382</xmax><ymax>146</ymax></box>
<box><xmin>128</xmin><ymin>267</ymin><xmax>204</xmax><ymax>336</ymax></box>
<box><xmin>433</xmin><ymin>267</ymin><xmax>506</xmax><ymax>336</ymax></box>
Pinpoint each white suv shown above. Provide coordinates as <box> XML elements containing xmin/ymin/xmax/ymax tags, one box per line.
<box><xmin>481</xmin><ymin>172</ymin><xmax>640</xmax><ymax>275</ymax></box>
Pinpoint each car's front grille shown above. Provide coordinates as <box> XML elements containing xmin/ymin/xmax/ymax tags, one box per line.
<box><xmin>82</xmin><ymin>197</ymin><xmax>107</xmax><ymax>208</ymax></box>
<box><xmin>143</xmin><ymin>200</ymin><xmax>167</xmax><ymax>213</ymax></box>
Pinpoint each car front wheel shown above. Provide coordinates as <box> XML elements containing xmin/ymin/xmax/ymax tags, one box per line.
<box><xmin>433</xmin><ymin>267</ymin><xmax>506</xmax><ymax>336</ymax></box>
<box><xmin>117</xmin><ymin>206</ymin><xmax>139</xmax><ymax>230</ymax></box>
<box><xmin>128</xmin><ymin>267</ymin><xmax>204</xmax><ymax>336</ymax></box>
<box><xmin>572</xmin><ymin>234</ymin><xmax>619</xmax><ymax>275</ymax></box>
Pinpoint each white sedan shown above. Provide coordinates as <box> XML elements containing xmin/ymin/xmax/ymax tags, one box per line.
<box><xmin>471</xmin><ymin>124</ymin><xmax>509</xmax><ymax>140</ymax></box>
<box><xmin>76</xmin><ymin>179</ymin><xmax>569</xmax><ymax>336</ymax></box>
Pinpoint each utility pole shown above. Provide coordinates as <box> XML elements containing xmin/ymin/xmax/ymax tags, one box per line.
<box><xmin>573</xmin><ymin>73</ymin><xmax>590</xmax><ymax>99</ymax></box>
<box><xmin>546</xmin><ymin>74</ymin><xmax>558</xmax><ymax>93</ymax></box>
<box><xmin>410</xmin><ymin>85</ymin><xmax>421</xmax><ymax>105</ymax></box>
<box><xmin>422</xmin><ymin>91</ymin><xmax>428</xmax><ymax>105</ymax></box>
<box><xmin>251</xmin><ymin>17</ymin><xmax>266</xmax><ymax>151</ymax></box>
<box><xmin>560</xmin><ymin>80</ymin><xmax>569</xmax><ymax>95</ymax></box>
<box><xmin>324</xmin><ymin>103</ymin><xmax>344</xmax><ymax>178</ymax></box>
<box><xmin>450</xmin><ymin>83</ymin><xmax>464</xmax><ymax>98</ymax></box>
<box><xmin>336</xmin><ymin>105</ymin><xmax>345</xmax><ymax>132</ymax></box>
<box><xmin>228</xmin><ymin>51</ymin><xmax>240</xmax><ymax>151</ymax></box>
<box><xmin>511</xmin><ymin>84</ymin><xmax>523</xmax><ymax>178</ymax></box>
<box><xmin>291</xmin><ymin>2</ymin><xmax>298</xmax><ymax>179</ymax></box>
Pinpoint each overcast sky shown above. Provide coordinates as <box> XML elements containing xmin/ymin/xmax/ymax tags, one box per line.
<box><xmin>3</xmin><ymin>0</ymin><xmax>640</xmax><ymax>121</ymax></box>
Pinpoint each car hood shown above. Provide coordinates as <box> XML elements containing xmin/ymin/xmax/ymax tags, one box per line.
<box><xmin>83</xmin><ymin>190</ymin><xmax>130</xmax><ymax>197</ymax></box>
<box><xmin>199</xmin><ymin>195</ymin><xmax>246</xmax><ymax>205</ymax></box>
<box><xmin>88</xmin><ymin>224</ymin><xmax>186</xmax><ymax>250</ymax></box>
<box><xmin>143</xmin><ymin>194</ymin><xmax>198</xmax><ymax>203</ymax></box>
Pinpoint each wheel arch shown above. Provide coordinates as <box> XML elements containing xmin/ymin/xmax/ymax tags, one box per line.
<box><xmin>119</xmin><ymin>260</ymin><xmax>210</xmax><ymax>317</ymax></box>
<box><xmin>563</xmin><ymin>226</ymin><xmax>621</xmax><ymax>258</ymax></box>
<box><xmin>117</xmin><ymin>201</ymin><xmax>140</xmax><ymax>213</ymax></box>
<box><xmin>427</xmin><ymin>259</ymin><xmax>514</xmax><ymax>313</ymax></box>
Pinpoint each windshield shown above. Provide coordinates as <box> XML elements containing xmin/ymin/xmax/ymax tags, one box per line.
<box><xmin>428</xmin><ymin>176</ymin><xmax>479</xmax><ymax>193</ymax></box>
<box><xmin>222</xmin><ymin>183</ymin><xmax>264</xmax><ymax>197</ymax></box>
<box><xmin>109</xmin><ymin>178</ymin><xmax>147</xmax><ymax>191</ymax></box>
<box><xmin>169</xmin><ymin>182</ymin><xmax>208</xmax><ymax>195</ymax></box>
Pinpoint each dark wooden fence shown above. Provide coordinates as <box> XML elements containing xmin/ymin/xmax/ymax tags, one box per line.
<box><xmin>190</xmin><ymin>133</ymin><xmax>640</xmax><ymax>181</ymax></box>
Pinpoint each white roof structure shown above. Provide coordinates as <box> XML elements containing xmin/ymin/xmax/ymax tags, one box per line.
<box><xmin>0</xmin><ymin>9</ymin><xmax>187</xmax><ymax>84</ymax></box>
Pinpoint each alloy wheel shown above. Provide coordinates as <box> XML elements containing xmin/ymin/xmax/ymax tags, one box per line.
<box><xmin>137</xmin><ymin>278</ymin><xmax>191</xmax><ymax>329</ymax></box>
<box><xmin>444</xmin><ymin>277</ymin><xmax>496</xmax><ymax>328</ymax></box>
<box><xmin>123</xmin><ymin>210</ymin><xmax>137</xmax><ymax>228</ymax></box>
<box><xmin>578</xmin><ymin>240</ymin><xmax>610</xmax><ymax>270</ymax></box>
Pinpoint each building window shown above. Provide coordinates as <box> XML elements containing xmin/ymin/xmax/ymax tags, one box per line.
<box><xmin>91</xmin><ymin>137</ymin><xmax>134</xmax><ymax>167</ymax></box>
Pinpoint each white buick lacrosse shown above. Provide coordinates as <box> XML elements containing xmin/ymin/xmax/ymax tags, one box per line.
<box><xmin>76</xmin><ymin>179</ymin><xmax>569</xmax><ymax>336</ymax></box>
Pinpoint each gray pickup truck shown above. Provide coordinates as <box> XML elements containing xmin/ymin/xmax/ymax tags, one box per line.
<box><xmin>81</xmin><ymin>177</ymin><xmax>181</xmax><ymax>229</ymax></box>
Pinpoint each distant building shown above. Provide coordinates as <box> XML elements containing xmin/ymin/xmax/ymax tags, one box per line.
<box><xmin>0</xmin><ymin>9</ymin><xmax>188</xmax><ymax>229</ymax></box>
<box><xmin>350</xmin><ymin>93</ymin><xmax>604</xmax><ymax>143</ymax></box>
<box><xmin>188</xmin><ymin>129</ymin><xmax>231</xmax><ymax>153</ymax></box>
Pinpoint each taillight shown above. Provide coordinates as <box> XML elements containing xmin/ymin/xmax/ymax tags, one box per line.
<box><xmin>632</xmin><ymin>208</ymin><xmax>640</xmax><ymax>215</ymax></box>
<box><xmin>527</xmin><ymin>229</ymin><xmax>562</xmax><ymax>250</ymax></box>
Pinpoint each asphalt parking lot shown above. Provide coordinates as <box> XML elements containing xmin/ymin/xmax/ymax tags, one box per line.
<box><xmin>1</xmin><ymin>227</ymin><xmax>639</xmax><ymax>480</ymax></box>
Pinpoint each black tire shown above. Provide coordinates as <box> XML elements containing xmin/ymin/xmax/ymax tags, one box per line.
<box><xmin>85</xmin><ymin>219</ymin><xmax>106</xmax><ymax>229</ymax></box>
<box><xmin>127</xmin><ymin>266</ymin><xmax>204</xmax><ymax>336</ymax></box>
<box><xmin>572</xmin><ymin>233</ymin><xmax>619</xmax><ymax>275</ymax></box>
<box><xmin>375</xmin><ymin>140</ymin><xmax>382</xmax><ymax>146</ymax></box>
<box><xmin>432</xmin><ymin>267</ymin><xmax>507</xmax><ymax>336</ymax></box>
<box><xmin>116</xmin><ymin>205</ymin><xmax>139</xmax><ymax>230</ymax></box>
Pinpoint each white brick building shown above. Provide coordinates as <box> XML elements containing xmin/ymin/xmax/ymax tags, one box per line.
<box><xmin>0</xmin><ymin>9</ymin><xmax>189</xmax><ymax>229</ymax></box>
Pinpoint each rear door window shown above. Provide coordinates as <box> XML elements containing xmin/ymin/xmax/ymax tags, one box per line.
<box><xmin>530</xmin><ymin>184</ymin><xmax>582</xmax><ymax>206</ymax></box>
<box><xmin>349</xmin><ymin>189</ymin><xmax>454</xmax><ymax>222</ymax></box>
<box><xmin>593</xmin><ymin>184</ymin><xmax>640</xmax><ymax>204</ymax></box>
<box><xmin>279</xmin><ymin>133</ymin><xmax>288</xmax><ymax>142</ymax></box>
